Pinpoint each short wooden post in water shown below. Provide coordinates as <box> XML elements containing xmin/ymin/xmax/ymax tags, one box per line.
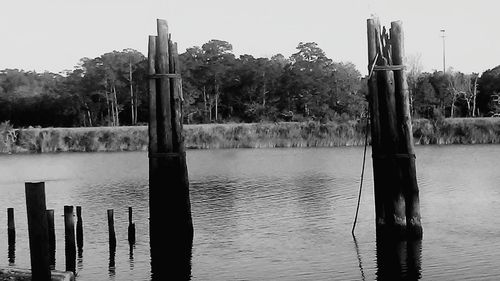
<box><xmin>46</xmin><ymin>209</ymin><xmax>56</xmax><ymax>269</ymax></box>
<box><xmin>76</xmin><ymin>206</ymin><xmax>84</xmax><ymax>250</ymax></box>
<box><xmin>107</xmin><ymin>209</ymin><xmax>116</xmax><ymax>248</ymax></box>
<box><xmin>128</xmin><ymin>207</ymin><xmax>136</xmax><ymax>244</ymax></box>
<box><xmin>148</xmin><ymin>19</ymin><xmax>194</xmax><ymax>278</ymax></box>
<box><xmin>7</xmin><ymin>208</ymin><xmax>15</xmax><ymax>246</ymax></box>
<box><xmin>64</xmin><ymin>205</ymin><xmax>76</xmax><ymax>273</ymax></box>
<box><xmin>25</xmin><ymin>182</ymin><xmax>51</xmax><ymax>281</ymax></box>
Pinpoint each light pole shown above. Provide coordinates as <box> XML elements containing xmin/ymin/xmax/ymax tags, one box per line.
<box><xmin>440</xmin><ymin>29</ymin><xmax>446</xmax><ymax>73</ymax></box>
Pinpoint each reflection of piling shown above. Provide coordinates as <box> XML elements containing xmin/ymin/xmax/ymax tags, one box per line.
<box><xmin>148</xmin><ymin>19</ymin><xmax>194</xmax><ymax>278</ymax></box>
<box><xmin>76</xmin><ymin>206</ymin><xmax>84</xmax><ymax>250</ymax></box>
<box><xmin>8</xmin><ymin>242</ymin><xmax>15</xmax><ymax>265</ymax></box>
<box><xmin>108</xmin><ymin>243</ymin><xmax>116</xmax><ymax>277</ymax></box>
<box><xmin>375</xmin><ymin>236</ymin><xmax>422</xmax><ymax>280</ymax></box>
<box><xmin>64</xmin><ymin>205</ymin><xmax>76</xmax><ymax>273</ymax></box>
<box><xmin>107</xmin><ymin>209</ymin><xmax>116</xmax><ymax>249</ymax></box>
<box><xmin>366</xmin><ymin>18</ymin><xmax>422</xmax><ymax>239</ymax></box>
<box><xmin>7</xmin><ymin>208</ymin><xmax>15</xmax><ymax>246</ymax></box>
<box><xmin>46</xmin><ymin>209</ymin><xmax>56</xmax><ymax>269</ymax></box>
<box><xmin>128</xmin><ymin>207</ymin><xmax>135</xmax><ymax>244</ymax></box>
<box><xmin>25</xmin><ymin>182</ymin><xmax>51</xmax><ymax>280</ymax></box>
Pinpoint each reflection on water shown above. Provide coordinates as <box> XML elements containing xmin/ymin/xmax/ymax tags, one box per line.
<box><xmin>108</xmin><ymin>244</ymin><xmax>116</xmax><ymax>278</ymax></box>
<box><xmin>128</xmin><ymin>244</ymin><xmax>134</xmax><ymax>270</ymax></box>
<box><xmin>353</xmin><ymin>236</ymin><xmax>366</xmax><ymax>281</ymax></box>
<box><xmin>376</xmin><ymin>237</ymin><xmax>422</xmax><ymax>280</ymax></box>
<box><xmin>77</xmin><ymin>248</ymin><xmax>83</xmax><ymax>273</ymax></box>
<box><xmin>1</xmin><ymin>146</ymin><xmax>500</xmax><ymax>280</ymax></box>
<box><xmin>8</xmin><ymin>243</ymin><xmax>15</xmax><ymax>266</ymax></box>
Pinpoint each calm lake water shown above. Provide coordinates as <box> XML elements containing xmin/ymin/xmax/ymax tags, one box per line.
<box><xmin>1</xmin><ymin>145</ymin><xmax>500</xmax><ymax>280</ymax></box>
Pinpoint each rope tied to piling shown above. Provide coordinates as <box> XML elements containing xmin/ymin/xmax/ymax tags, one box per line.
<box><xmin>351</xmin><ymin>108</ymin><xmax>370</xmax><ymax>236</ymax></box>
<box><xmin>367</xmin><ymin>52</ymin><xmax>406</xmax><ymax>80</ymax></box>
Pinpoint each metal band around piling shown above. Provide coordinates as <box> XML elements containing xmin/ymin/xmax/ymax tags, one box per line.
<box><xmin>367</xmin><ymin>51</ymin><xmax>405</xmax><ymax>80</ymax></box>
<box><xmin>372</xmin><ymin>65</ymin><xmax>406</xmax><ymax>71</ymax></box>
<box><xmin>148</xmin><ymin>152</ymin><xmax>183</xmax><ymax>158</ymax></box>
<box><xmin>148</xmin><ymin>73</ymin><xmax>182</xmax><ymax>79</ymax></box>
<box><xmin>372</xmin><ymin>153</ymin><xmax>416</xmax><ymax>159</ymax></box>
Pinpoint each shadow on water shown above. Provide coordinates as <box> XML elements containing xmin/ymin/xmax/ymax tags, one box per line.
<box><xmin>376</xmin><ymin>237</ymin><xmax>422</xmax><ymax>281</ymax></box>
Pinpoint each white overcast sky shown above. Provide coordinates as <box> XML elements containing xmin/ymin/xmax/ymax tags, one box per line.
<box><xmin>1</xmin><ymin>0</ymin><xmax>498</xmax><ymax>75</ymax></box>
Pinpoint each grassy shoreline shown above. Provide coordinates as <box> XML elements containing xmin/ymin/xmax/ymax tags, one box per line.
<box><xmin>1</xmin><ymin>118</ymin><xmax>500</xmax><ymax>154</ymax></box>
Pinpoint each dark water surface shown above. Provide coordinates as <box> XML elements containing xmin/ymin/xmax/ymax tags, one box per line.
<box><xmin>1</xmin><ymin>145</ymin><xmax>500</xmax><ymax>280</ymax></box>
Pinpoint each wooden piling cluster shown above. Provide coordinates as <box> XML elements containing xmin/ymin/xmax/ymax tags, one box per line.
<box><xmin>6</xmin><ymin>181</ymin><xmax>140</xmax><ymax>280</ymax></box>
<box><xmin>366</xmin><ymin>18</ymin><xmax>423</xmax><ymax>239</ymax></box>
<box><xmin>148</xmin><ymin>19</ymin><xmax>194</xmax><ymax>275</ymax></box>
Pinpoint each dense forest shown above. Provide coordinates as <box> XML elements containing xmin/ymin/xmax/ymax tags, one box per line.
<box><xmin>1</xmin><ymin>40</ymin><xmax>500</xmax><ymax>128</ymax></box>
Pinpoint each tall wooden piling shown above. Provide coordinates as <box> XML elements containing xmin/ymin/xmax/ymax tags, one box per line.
<box><xmin>148</xmin><ymin>19</ymin><xmax>193</xmax><ymax>278</ymax></box>
<box><xmin>46</xmin><ymin>209</ymin><xmax>56</xmax><ymax>269</ymax></box>
<box><xmin>390</xmin><ymin>21</ymin><xmax>423</xmax><ymax>238</ymax></box>
<box><xmin>25</xmin><ymin>182</ymin><xmax>51</xmax><ymax>281</ymax></box>
<box><xmin>128</xmin><ymin>207</ymin><xmax>136</xmax><ymax>244</ymax></box>
<box><xmin>366</xmin><ymin>18</ymin><xmax>422</xmax><ymax>239</ymax></box>
<box><xmin>76</xmin><ymin>206</ymin><xmax>84</xmax><ymax>249</ymax></box>
<box><xmin>64</xmin><ymin>206</ymin><xmax>76</xmax><ymax>273</ymax></box>
<box><xmin>7</xmin><ymin>208</ymin><xmax>15</xmax><ymax>246</ymax></box>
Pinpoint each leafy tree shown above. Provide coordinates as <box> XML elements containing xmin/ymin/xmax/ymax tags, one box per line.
<box><xmin>413</xmin><ymin>73</ymin><xmax>439</xmax><ymax>119</ymax></box>
<box><xmin>478</xmin><ymin>65</ymin><xmax>500</xmax><ymax>116</ymax></box>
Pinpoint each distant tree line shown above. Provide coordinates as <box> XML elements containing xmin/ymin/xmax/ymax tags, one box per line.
<box><xmin>2</xmin><ymin>41</ymin><xmax>500</xmax><ymax>128</ymax></box>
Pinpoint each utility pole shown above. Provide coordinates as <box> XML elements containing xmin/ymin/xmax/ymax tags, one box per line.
<box><xmin>440</xmin><ymin>29</ymin><xmax>446</xmax><ymax>73</ymax></box>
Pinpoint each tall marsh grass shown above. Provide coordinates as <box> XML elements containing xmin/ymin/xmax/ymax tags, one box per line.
<box><xmin>1</xmin><ymin>118</ymin><xmax>500</xmax><ymax>154</ymax></box>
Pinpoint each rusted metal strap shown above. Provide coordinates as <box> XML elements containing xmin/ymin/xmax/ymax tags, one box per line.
<box><xmin>372</xmin><ymin>153</ymin><xmax>416</xmax><ymax>159</ymax></box>
<box><xmin>148</xmin><ymin>74</ymin><xmax>182</xmax><ymax>79</ymax></box>
<box><xmin>148</xmin><ymin>152</ymin><xmax>183</xmax><ymax>158</ymax></box>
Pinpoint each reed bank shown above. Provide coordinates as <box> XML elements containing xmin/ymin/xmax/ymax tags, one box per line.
<box><xmin>1</xmin><ymin>118</ymin><xmax>500</xmax><ymax>154</ymax></box>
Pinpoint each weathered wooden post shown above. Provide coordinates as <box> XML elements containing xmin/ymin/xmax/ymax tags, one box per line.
<box><xmin>107</xmin><ymin>209</ymin><xmax>116</xmax><ymax>249</ymax></box>
<box><xmin>148</xmin><ymin>19</ymin><xmax>193</xmax><ymax>278</ymax></box>
<box><xmin>107</xmin><ymin>209</ymin><xmax>116</xmax><ymax>277</ymax></box>
<box><xmin>390</xmin><ymin>21</ymin><xmax>423</xmax><ymax>238</ymax></box>
<box><xmin>366</xmin><ymin>18</ymin><xmax>422</xmax><ymax>239</ymax></box>
<box><xmin>64</xmin><ymin>205</ymin><xmax>76</xmax><ymax>273</ymax></box>
<box><xmin>76</xmin><ymin>206</ymin><xmax>84</xmax><ymax>250</ymax></box>
<box><xmin>7</xmin><ymin>208</ymin><xmax>15</xmax><ymax>246</ymax></box>
<box><xmin>128</xmin><ymin>207</ymin><xmax>136</xmax><ymax>244</ymax></box>
<box><xmin>25</xmin><ymin>182</ymin><xmax>51</xmax><ymax>280</ymax></box>
<box><xmin>46</xmin><ymin>209</ymin><xmax>56</xmax><ymax>269</ymax></box>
